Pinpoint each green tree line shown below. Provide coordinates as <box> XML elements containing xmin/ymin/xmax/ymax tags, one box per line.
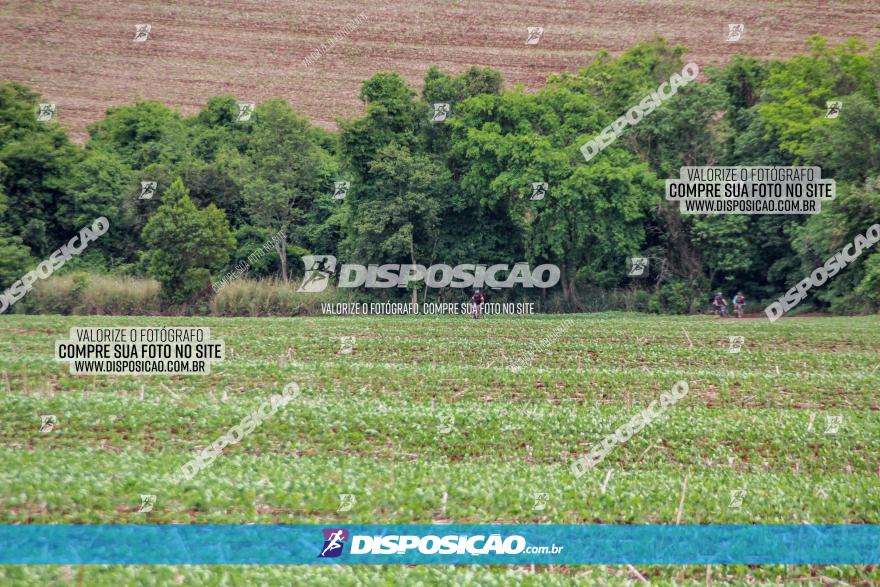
<box><xmin>2</xmin><ymin>36</ymin><xmax>880</xmax><ymax>313</ymax></box>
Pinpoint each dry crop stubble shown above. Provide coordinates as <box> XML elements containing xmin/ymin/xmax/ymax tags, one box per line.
<box><xmin>2</xmin><ymin>0</ymin><xmax>879</xmax><ymax>140</ymax></box>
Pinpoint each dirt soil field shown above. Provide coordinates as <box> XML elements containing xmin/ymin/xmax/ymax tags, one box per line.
<box><xmin>2</xmin><ymin>0</ymin><xmax>879</xmax><ymax>141</ymax></box>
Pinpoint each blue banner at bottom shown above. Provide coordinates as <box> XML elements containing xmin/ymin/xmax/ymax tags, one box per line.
<box><xmin>1</xmin><ymin>524</ymin><xmax>878</xmax><ymax>565</ymax></box>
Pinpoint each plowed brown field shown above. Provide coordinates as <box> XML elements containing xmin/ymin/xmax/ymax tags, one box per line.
<box><xmin>2</xmin><ymin>0</ymin><xmax>879</xmax><ymax>141</ymax></box>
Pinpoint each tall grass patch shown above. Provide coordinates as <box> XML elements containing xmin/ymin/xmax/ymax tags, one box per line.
<box><xmin>27</xmin><ymin>273</ymin><xmax>161</xmax><ymax>315</ymax></box>
<box><xmin>210</xmin><ymin>278</ymin><xmax>335</xmax><ymax>316</ymax></box>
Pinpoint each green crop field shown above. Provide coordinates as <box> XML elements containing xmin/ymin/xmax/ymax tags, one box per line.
<box><xmin>1</xmin><ymin>313</ymin><xmax>879</xmax><ymax>585</ymax></box>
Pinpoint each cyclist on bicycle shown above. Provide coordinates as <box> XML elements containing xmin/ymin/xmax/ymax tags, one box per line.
<box><xmin>711</xmin><ymin>292</ymin><xmax>729</xmax><ymax>317</ymax></box>
<box><xmin>471</xmin><ymin>288</ymin><xmax>486</xmax><ymax>319</ymax></box>
<box><xmin>732</xmin><ymin>291</ymin><xmax>746</xmax><ymax>318</ymax></box>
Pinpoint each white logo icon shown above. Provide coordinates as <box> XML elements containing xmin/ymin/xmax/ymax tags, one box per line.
<box><xmin>531</xmin><ymin>492</ymin><xmax>549</xmax><ymax>511</ymax></box>
<box><xmin>39</xmin><ymin>414</ymin><xmax>58</xmax><ymax>433</ymax></box>
<box><xmin>726</xmin><ymin>24</ymin><xmax>744</xmax><ymax>42</ymax></box>
<box><xmin>134</xmin><ymin>24</ymin><xmax>151</xmax><ymax>42</ymax></box>
<box><xmin>437</xmin><ymin>414</ymin><xmax>455</xmax><ymax>434</ymax></box>
<box><xmin>37</xmin><ymin>103</ymin><xmax>56</xmax><ymax>122</ymax></box>
<box><xmin>530</xmin><ymin>182</ymin><xmax>547</xmax><ymax>201</ymax></box>
<box><xmin>333</xmin><ymin>181</ymin><xmax>349</xmax><ymax>200</ymax></box>
<box><xmin>826</xmin><ymin>101</ymin><xmax>842</xmax><ymax>119</ymax></box>
<box><xmin>729</xmin><ymin>488</ymin><xmax>746</xmax><ymax>509</ymax></box>
<box><xmin>138</xmin><ymin>494</ymin><xmax>156</xmax><ymax>513</ymax></box>
<box><xmin>237</xmin><ymin>103</ymin><xmax>255</xmax><ymax>122</ymax></box>
<box><xmin>728</xmin><ymin>336</ymin><xmax>745</xmax><ymax>353</ymax></box>
<box><xmin>526</xmin><ymin>27</ymin><xmax>544</xmax><ymax>45</ymax></box>
<box><xmin>824</xmin><ymin>415</ymin><xmax>842</xmax><ymax>435</ymax></box>
<box><xmin>628</xmin><ymin>257</ymin><xmax>649</xmax><ymax>277</ymax></box>
<box><xmin>139</xmin><ymin>181</ymin><xmax>157</xmax><ymax>200</ymax></box>
<box><xmin>321</xmin><ymin>529</ymin><xmax>346</xmax><ymax>557</ymax></box>
<box><xmin>337</xmin><ymin>493</ymin><xmax>357</xmax><ymax>512</ymax></box>
<box><xmin>297</xmin><ymin>255</ymin><xmax>337</xmax><ymax>292</ymax></box>
<box><xmin>431</xmin><ymin>103</ymin><xmax>450</xmax><ymax>123</ymax></box>
<box><xmin>339</xmin><ymin>336</ymin><xmax>355</xmax><ymax>354</ymax></box>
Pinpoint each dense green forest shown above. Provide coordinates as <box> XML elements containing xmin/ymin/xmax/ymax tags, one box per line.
<box><xmin>2</xmin><ymin>36</ymin><xmax>880</xmax><ymax>314</ymax></box>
